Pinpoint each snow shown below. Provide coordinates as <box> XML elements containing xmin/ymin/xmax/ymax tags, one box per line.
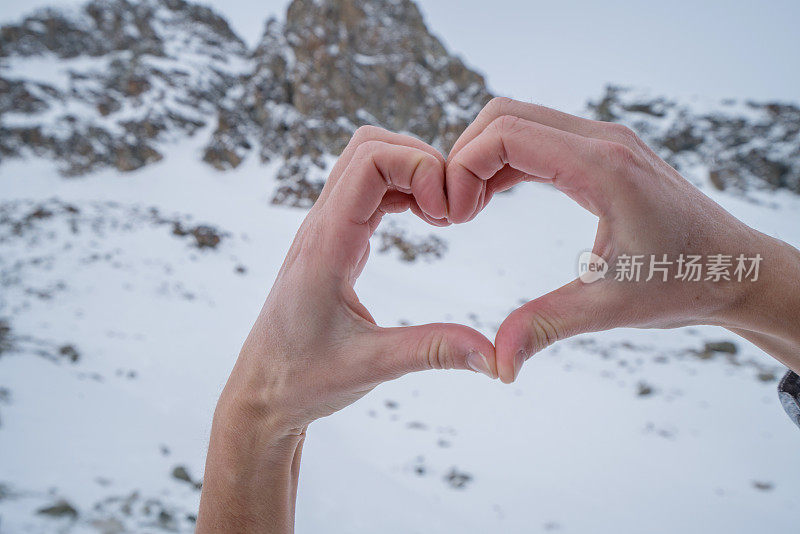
<box><xmin>1</xmin><ymin>118</ymin><xmax>799</xmax><ymax>532</ymax></box>
<box><xmin>353</xmin><ymin>53</ymin><xmax>383</xmax><ymax>66</ymax></box>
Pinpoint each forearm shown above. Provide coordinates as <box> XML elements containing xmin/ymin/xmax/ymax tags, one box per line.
<box><xmin>728</xmin><ymin>328</ymin><xmax>800</xmax><ymax>374</ymax></box>
<box><xmin>197</xmin><ymin>377</ymin><xmax>305</xmax><ymax>534</ymax></box>
<box><xmin>719</xmin><ymin>234</ymin><xmax>800</xmax><ymax>373</ymax></box>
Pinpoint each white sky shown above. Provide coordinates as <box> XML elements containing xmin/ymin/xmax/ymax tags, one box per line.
<box><xmin>2</xmin><ymin>0</ymin><xmax>799</xmax><ymax>112</ymax></box>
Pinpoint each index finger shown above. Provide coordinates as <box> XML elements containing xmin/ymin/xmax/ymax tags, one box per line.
<box><xmin>445</xmin><ymin>98</ymin><xmax>647</xmax><ymax>222</ymax></box>
<box><xmin>314</xmin><ymin>141</ymin><xmax>446</xmax><ymax>283</ymax></box>
<box><xmin>317</xmin><ymin>126</ymin><xmax>447</xmax><ymax>218</ymax></box>
<box><xmin>447</xmin><ymin>115</ymin><xmax>624</xmax><ymax>219</ymax></box>
<box><xmin>448</xmin><ymin>97</ymin><xmax>638</xmax><ymax>161</ymax></box>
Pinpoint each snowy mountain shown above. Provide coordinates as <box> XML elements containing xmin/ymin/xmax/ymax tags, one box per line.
<box><xmin>0</xmin><ymin>0</ymin><xmax>250</xmax><ymax>175</ymax></box>
<box><xmin>4</xmin><ymin>0</ymin><xmax>799</xmax><ymax>203</ymax></box>
<box><xmin>1</xmin><ymin>0</ymin><xmax>800</xmax><ymax>533</ymax></box>
<box><xmin>0</xmin><ymin>0</ymin><xmax>491</xmax><ymax>206</ymax></box>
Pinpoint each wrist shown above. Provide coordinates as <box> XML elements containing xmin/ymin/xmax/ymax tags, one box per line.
<box><xmin>197</xmin><ymin>364</ymin><xmax>306</xmax><ymax>533</ymax></box>
<box><xmin>716</xmin><ymin>232</ymin><xmax>800</xmax><ymax>343</ymax></box>
<box><xmin>218</xmin><ymin>345</ymin><xmax>306</xmax><ymax>440</ymax></box>
<box><xmin>214</xmin><ymin>384</ymin><xmax>306</xmax><ymax>448</ymax></box>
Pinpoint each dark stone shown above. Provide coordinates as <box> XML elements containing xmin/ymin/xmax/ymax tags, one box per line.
<box><xmin>444</xmin><ymin>467</ymin><xmax>473</xmax><ymax>489</ymax></box>
<box><xmin>661</xmin><ymin>125</ymin><xmax>703</xmax><ymax>153</ymax></box>
<box><xmin>58</xmin><ymin>344</ymin><xmax>80</xmax><ymax>362</ymax></box>
<box><xmin>704</xmin><ymin>341</ymin><xmax>738</xmax><ymax>355</ymax></box>
<box><xmin>36</xmin><ymin>499</ymin><xmax>79</xmax><ymax>518</ymax></box>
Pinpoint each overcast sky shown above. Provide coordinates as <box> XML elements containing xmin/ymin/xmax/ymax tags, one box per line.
<box><xmin>2</xmin><ymin>0</ymin><xmax>799</xmax><ymax>112</ymax></box>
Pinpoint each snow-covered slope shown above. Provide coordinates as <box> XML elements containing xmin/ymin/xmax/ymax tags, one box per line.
<box><xmin>1</xmin><ymin>1</ymin><xmax>800</xmax><ymax>533</ymax></box>
<box><xmin>2</xmin><ymin>130</ymin><xmax>799</xmax><ymax>534</ymax></box>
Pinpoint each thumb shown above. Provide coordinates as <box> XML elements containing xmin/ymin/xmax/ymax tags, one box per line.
<box><xmin>366</xmin><ymin>323</ymin><xmax>498</xmax><ymax>381</ymax></box>
<box><xmin>495</xmin><ymin>279</ymin><xmax>620</xmax><ymax>383</ymax></box>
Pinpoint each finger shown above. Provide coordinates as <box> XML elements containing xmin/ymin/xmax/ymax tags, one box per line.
<box><xmin>447</xmin><ymin>115</ymin><xmax>622</xmax><ymax>221</ymax></box>
<box><xmin>448</xmin><ymin>96</ymin><xmax>642</xmax><ymax>162</ymax></box>
<box><xmin>446</xmin><ymin>97</ymin><xmax>647</xmax><ymax>222</ymax></box>
<box><xmin>376</xmin><ymin>191</ymin><xmax>449</xmax><ymax>226</ymax></box>
<box><xmin>315</xmin><ymin>141</ymin><xmax>446</xmax><ymax>280</ymax></box>
<box><xmin>410</xmin><ymin>201</ymin><xmax>451</xmax><ymax>227</ymax></box>
<box><xmin>454</xmin><ymin>165</ymin><xmax>538</xmax><ymax>223</ymax></box>
<box><xmin>361</xmin><ymin>322</ymin><xmax>498</xmax><ymax>380</ymax></box>
<box><xmin>410</xmin><ymin>161</ymin><xmax>449</xmax><ymax>220</ymax></box>
<box><xmin>317</xmin><ymin>126</ymin><xmax>445</xmax><ymax>214</ymax></box>
<box><xmin>444</xmin><ymin>166</ymin><xmax>484</xmax><ymax>224</ymax></box>
<box><xmin>456</xmin><ymin>164</ymin><xmax>547</xmax><ymax>224</ymax></box>
<box><xmin>352</xmin><ymin>191</ymin><xmax>450</xmax><ymax>284</ymax></box>
<box><xmin>494</xmin><ymin>279</ymin><xmax>623</xmax><ymax>383</ymax></box>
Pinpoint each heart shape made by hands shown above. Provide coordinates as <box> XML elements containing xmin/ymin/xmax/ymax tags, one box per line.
<box><xmin>314</xmin><ymin>97</ymin><xmax>745</xmax><ymax>387</ymax></box>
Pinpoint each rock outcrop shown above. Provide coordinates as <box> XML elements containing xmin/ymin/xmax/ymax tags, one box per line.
<box><xmin>207</xmin><ymin>0</ymin><xmax>492</xmax><ymax>206</ymax></box>
<box><xmin>588</xmin><ymin>86</ymin><xmax>800</xmax><ymax>194</ymax></box>
<box><xmin>0</xmin><ymin>0</ymin><xmax>492</xmax><ymax>206</ymax></box>
<box><xmin>0</xmin><ymin>0</ymin><xmax>249</xmax><ymax>175</ymax></box>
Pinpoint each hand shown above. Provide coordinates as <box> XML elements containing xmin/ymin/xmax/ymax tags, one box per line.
<box><xmin>197</xmin><ymin>127</ymin><xmax>497</xmax><ymax>533</ymax></box>
<box><xmin>447</xmin><ymin>97</ymin><xmax>800</xmax><ymax>383</ymax></box>
<box><xmin>238</xmin><ymin>126</ymin><xmax>497</xmax><ymax>429</ymax></box>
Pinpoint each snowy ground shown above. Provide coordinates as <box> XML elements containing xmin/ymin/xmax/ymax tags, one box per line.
<box><xmin>1</xmin><ymin>127</ymin><xmax>799</xmax><ymax>533</ymax></box>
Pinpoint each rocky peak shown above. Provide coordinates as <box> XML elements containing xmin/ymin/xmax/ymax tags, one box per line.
<box><xmin>207</xmin><ymin>0</ymin><xmax>492</xmax><ymax>206</ymax></box>
<box><xmin>1</xmin><ymin>0</ymin><xmax>492</xmax><ymax>207</ymax></box>
<box><xmin>281</xmin><ymin>0</ymin><xmax>486</xmax><ymax>140</ymax></box>
<box><xmin>1</xmin><ymin>0</ymin><xmax>243</xmax><ymax>59</ymax></box>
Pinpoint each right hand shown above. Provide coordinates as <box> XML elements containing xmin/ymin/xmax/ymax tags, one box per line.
<box><xmin>446</xmin><ymin>97</ymin><xmax>800</xmax><ymax>383</ymax></box>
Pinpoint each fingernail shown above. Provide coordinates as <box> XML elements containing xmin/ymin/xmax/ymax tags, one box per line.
<box><xmin>466</xmin><ymin>350</ymin><xmax>495</xmax><ymax>379</ymax></box>
<box><xmin>513</xmin><ymin>350</ymin><xmax>526</xmax><ymax>381</ymax></box>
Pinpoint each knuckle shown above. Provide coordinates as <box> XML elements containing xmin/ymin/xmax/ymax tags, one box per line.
<box><xmin>419</xmin><ymin>330</ymin><xmax>453</xmax><ymax>371</ymax></box>
<box><xmin>351</xmin><ymin>139</ymin><xmax>383</xmax><ymax>161</ymax></box>
<box><xmin>415</xmin><ymin>148</ymin><xmax>437</xmax><ymax>167</ymax></box>
<box><xmin>491</xmin><ymin>114</ymin><xmax>523</xmax><ymax>136</ymax></box>
<box><xmin>483</xmin><ymin>96</ymin><xmax>516</xmax><ymax>119</ymax></box>
<box><xmin>598</xmin><ymin>139</ymin><xmax>640</xmax><ymax>172</ymax></box>
<box><xmin>489</xmin><ymin>115</ymin><xmax>528</xmax><ymax>164</ymax></box>
<box><xmin>605</xmin><ymin>122</ymin><xmax>640</xmax><ymax>146</ymax></box>
<box><xmin>351</xmin><ymin>125</ymin><xmax>385</xmax><ymax>145</ymax></box>
<box><xmin>525</xmin><ymin>310</ymin><xmax>564</xmax><ymax>352</ymax></box>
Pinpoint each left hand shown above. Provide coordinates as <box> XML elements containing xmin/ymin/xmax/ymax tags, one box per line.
<box><xmin>219</xmin><ymin>125</ymin><xmax>498</xmax><ymax>437</ymax></box>
<box><xmin>197</xmin><ymin>126</ymin><xmax>498</xmax><ymax>532</ymax></box>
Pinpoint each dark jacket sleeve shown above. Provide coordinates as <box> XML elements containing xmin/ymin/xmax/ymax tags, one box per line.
<box><xmin>778</xmin><ymin>370</ymin><xmax>800</xmax><ymax>429</ymax></box>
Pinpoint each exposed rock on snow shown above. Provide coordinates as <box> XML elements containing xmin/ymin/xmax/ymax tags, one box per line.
<box><xmin>234</xmin><ymin>0</ymin><xmax>492</xmax><ymax>206</ymax></box>
<box><xmin>377</xmin><ymin>222</ymin><xmax>447</xmax><ymax>262</ymax></box>
<box><xmin>588</xmin><ymin>86</ymin><xmax>800</xmax><ymax>194</ymax></box>
<box><xmin>0</xmin><ymin>0</ymin><xmax>248</xmax><ymax>175</ymax></box>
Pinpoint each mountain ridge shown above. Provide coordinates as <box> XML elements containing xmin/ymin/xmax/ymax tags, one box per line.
<box><xmin>1</xmin><ymin>0</ymin><xmax>799</xmax><ymax>199</ymax></box>
<box><xmin>0</xmin><ymin>0</ymin><xmax>492</xmax><ymax>206</ymax></box>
